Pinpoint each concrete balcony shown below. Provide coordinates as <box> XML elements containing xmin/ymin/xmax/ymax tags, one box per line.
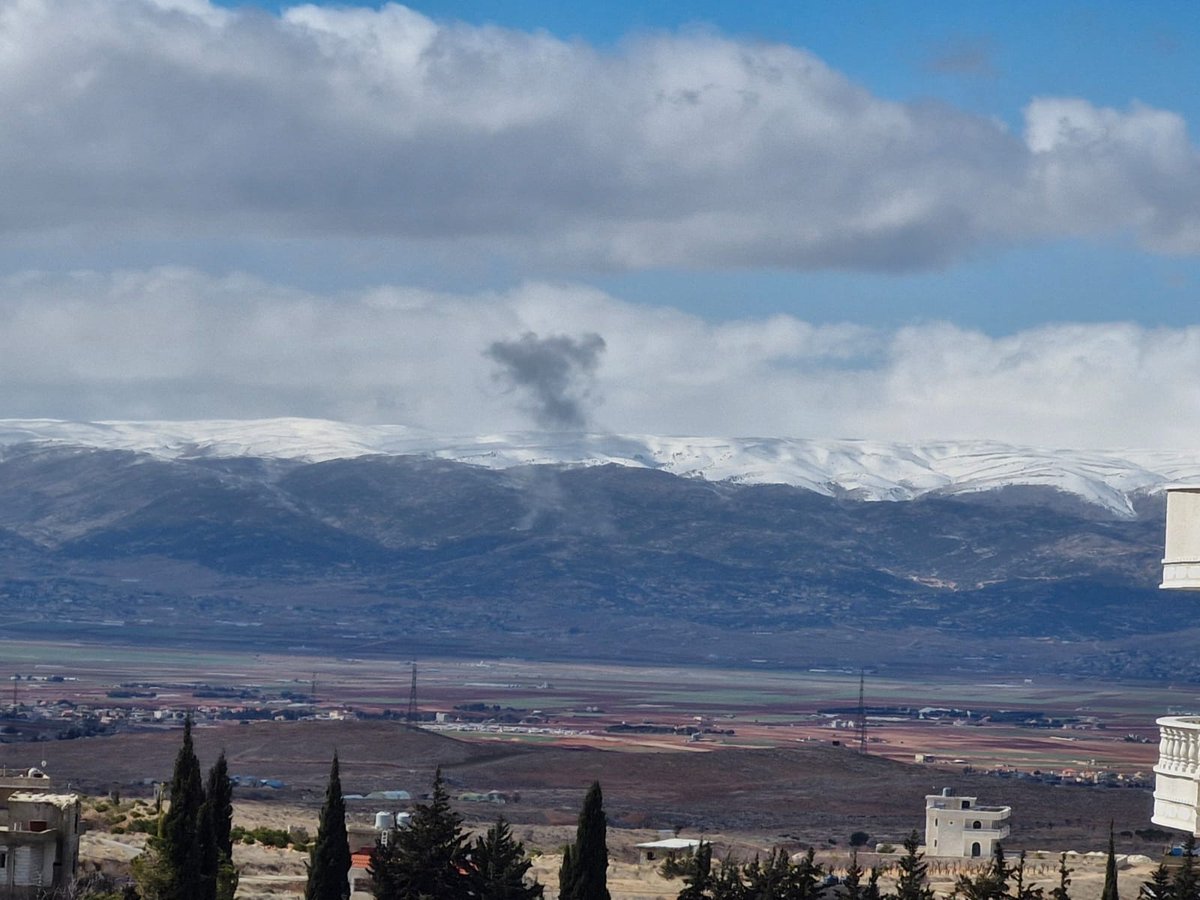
<box><xmin>1154</xmin><ymin>716</ymin><xmax>1200</xmax><ymax>834</ymax></box>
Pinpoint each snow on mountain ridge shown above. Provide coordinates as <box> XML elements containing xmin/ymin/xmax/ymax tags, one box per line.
<box><xmin>0</xmin><ymin>418</ymin><xmax>1196</xmax><ymax>516</ymax></box>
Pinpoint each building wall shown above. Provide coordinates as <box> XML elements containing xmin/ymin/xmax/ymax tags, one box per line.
<box><xmin>0</xmin><ymin>791</ymin><xmax>83</xmax><ymax>894</ymax></box>
<box><xmin>925</xmin><ymin>795</ymin><xmax>1011</xmax><ymax>858</ymax></box>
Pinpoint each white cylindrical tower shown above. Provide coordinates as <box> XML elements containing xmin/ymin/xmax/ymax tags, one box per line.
<box><xmin>1162</xmin><ymin>487</ymin><xmax>1200</xmax><ymax>589</ymax></box>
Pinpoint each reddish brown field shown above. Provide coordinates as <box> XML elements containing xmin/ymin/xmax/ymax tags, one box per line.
<box><xmin>0</xmin><ymin>639</ymin><xmax>1174</xmax><ymax>860</ymax></box>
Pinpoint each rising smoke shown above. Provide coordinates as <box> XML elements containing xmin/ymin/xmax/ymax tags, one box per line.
<box><xmin>486</xmin><ymin>331</ymin><xmax>607</xmax><ymax>430</ymax></box>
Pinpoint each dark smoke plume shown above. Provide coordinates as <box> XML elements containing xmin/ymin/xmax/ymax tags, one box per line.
<box><xmin>486</xmin><ymin>331</ymin><xmax>606</xmax><ymax>429</ymax></box>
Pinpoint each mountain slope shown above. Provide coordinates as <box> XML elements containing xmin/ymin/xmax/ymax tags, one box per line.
<box><xmin>0</xmin><ymin>440</ymin><xmax>1184</xmax><ymax>679</ymax></box>
<box><xmin>1</xmin><ymin>417</ymin><xmax>1198</xmax><ymax>515</ymax></box>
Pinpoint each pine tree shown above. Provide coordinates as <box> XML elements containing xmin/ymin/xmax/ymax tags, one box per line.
<box><xmin>951</xmin><ymin>843</ymin><xmax>1009</xmax><ymax>900</ymax></box>
<box><xmin>306</xmin><ymin>753</ymin><xmax>352</xmax><ymax>900</ymax></box>
<box><xmin>370</xmin><ymin>766</ymin><xmax>469</xmax><ymax>899</ymax></box>
<box><xmin>468</xmin><ymin>817</ymin><xmax>543</xmax><ymax>900</ymax></box>
<box><xmin>790</xmin><ymin>846</ymin><xmax>826</xmax><ymax>900</ymax></box>
<box><xmin>1173</xmin><ymin>835</ymin><xmax>1198</xmax><ymax>900</ymax></box>
<box><xmin>1012</xmin><ymin>851</ymin><xmax>1043</xmax><ymax>900</ymax></box>
<box><xmin>1049</xmin><ymin>853</ymin><xmax>1072</xmax><ymax>900</ymax></box>
<box><xmin>561</xmin><ymin>782</ymin><xmax>610</xmax><ymax>900</ymax></box>
<box><xmin>677</xmin><ymin>842</ymin><xmax>713</xmax><ymax>900</ymax></box>
<box><xmin>892</xmin><ymin>831</ymin><xmax>934</xmax><ymax>900</ymax></box>
<box><xmin>741</xmin><ymin>849</ymin><xmax>790</xmax><ymax>900</ymax></box>
<box><xmin>1140</xmin><ymin>862</ymin><xmax>1173</xmax><ymax>900</ymax></box>
<box><xmin>1102</xmin><ymin>825</ymin><xmax>1119</xmax><ymax>900</ymax></box>
<box><xmin>863</xmin><ymin>867</ymin><xmax>883</xmax><ymax>900</ymax></box>
<box><xmin>710</xmin><ymin>854</ymin><xmax>746</xmax><ymax>900</ymax></box>
<box><xmin>842</xmin><ymin>851</ymin><xmax>865</xmax><ymax>900</ymax></box>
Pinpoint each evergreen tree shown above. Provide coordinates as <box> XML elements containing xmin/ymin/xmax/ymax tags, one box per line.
<box><xmin>467</xmin><ymin>816</ymin><xmax>543</xmax><ymax>900</ymax></box>
<box><xmin>561</xmin><ymin>782</ymin><xmax>610</xmax><ymax>900</ymax></box>
<box><xmin>891</xmin><ymin>831</ymin><xmax>934</xmax><ymax>900</ymax></box>
<box><xmin>307</xmin><ymin>753</ymin><xmax>352</xmax><ymax>900</ymax></box>
<box><xmin>1012</xmin><ymin>851</ymin><xmax>1043</xmax><ymax>900</ymax></box>
<box><xmin>1140</xmin><ymin>862</ymin><xmax>1173</xmax><ymax>900</ymax></box>
<box><xmin>676</xmin><ymin>842</ymin><xmax>714</xmax><ymax>900</ymax></box>
<box><xmin>559</xmin><ymin>845</ymin><xmax>576</xmax><ymax>900</ymax></box>
<box><xmin>197</xmin><ymin>751</ymin><xmax>237</xmax><ymax>900</ymax></box>
<box><xmin>863</xmin><ymin>867</ymin><xmax>883</xmax><ymax>900</ymax></box>
<box><xmin>207</xmin><ymin>752</ymin><xmax>238</xmax><ymax>900</ymax></box>
<box><xmin>1173</xmin><ymin>835</ymin><xmax>1199</xmax><ymax>900</ymax></box>
<box><xmin>951</xmin><ymin>843</ymin><xmax>1009</xmax><ymax>900</ymax></box>
<box><xmin>1102</xmin><ymin>825</ymin><xmax>1119</xmax><ymax>900</ymax></box>
<box><xmin>790</xmin><ymin>847</ymin><xmax>827</xmax><ymax>900</ymax></box>
<box><xmin>842</xmin><ymin>851</ymin><xmax>865</xmax><ymax>900</ymax></box>
<box><xmin>160</xmin><ymin>715</ymin><xmax>206</xmax><ymax>900</ymax></box>
<box><xmin>711</xmin><ymin>854</ymin><xmax>747</xmax><ymax>900</ymax></box>
<box><xmin>370</xmin><ymin>767</ymin><xmax>469</xmax><ymax>900</ymax></box>
<box><xmin>1049</xmin><ymin>853</ymin><xmax>1072</xmax><ymax>900</ymax></box>
<box><xmin>741</xmin><ymin>849</ymin><xmax>791</xmax><ymax>900</ymax></box>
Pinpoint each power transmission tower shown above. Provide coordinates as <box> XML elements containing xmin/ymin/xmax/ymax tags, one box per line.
<box><xmin>406</xmin><ymin>662</ymin><xmax>419</xmax><ymax>724</ymax></box>
<box><xmin>857</xmin><ymin>669</ymin><xmax>867</xmax><ymax>754</ymax></box>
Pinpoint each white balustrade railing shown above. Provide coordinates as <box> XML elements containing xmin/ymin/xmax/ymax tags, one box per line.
<box><xmin>1154</xmin><ymin>716</ymin><xmax>1200</xmax><ymax>834</ymax></box>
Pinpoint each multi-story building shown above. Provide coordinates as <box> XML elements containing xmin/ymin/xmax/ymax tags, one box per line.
<box><xmin>0</xmin><ymin>768</ymin><xmax>84</xmax><ymax>897</ymax></box>
<box><xmin>1156</xmin><ymin>487</ymin><xmax>1200</xmax><ymax>835</ymax></box>
<box><xmin>925</xmin><ymin>788</ymin><xmax>1011</xmax><ymax>858</ymax></box>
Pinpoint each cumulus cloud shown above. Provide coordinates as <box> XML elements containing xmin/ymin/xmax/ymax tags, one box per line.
<box><xmin>486</xmin><ymin>332</ymin><xmax>606</xmax><ymax>429</ymax></box>
<box><xmin>2</xmin><ymin>268</ymin><xmax>1200</xmax><ymax>449</ymax></box>
<box><xmin>0</xmin><ymin>1</ymin><xmax>1198</xmax><ymax>271</ymax></box>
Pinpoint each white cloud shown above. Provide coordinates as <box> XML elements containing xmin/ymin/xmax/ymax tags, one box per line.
<box><xmin>1</xmin><ymin>1</ymin><xmax>1198</xmax><ymax>271</ymax></box>
<box><xmin>3</xmin><ymin>267</ymin><xmax>1200</xmax><ymax>449</ymax></box>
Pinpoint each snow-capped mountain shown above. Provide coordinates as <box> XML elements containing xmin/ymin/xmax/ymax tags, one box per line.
<box><xmin>0</xmin><ymin>417</ymin><xmax>1196</xmax><ymax>516</ymax></box>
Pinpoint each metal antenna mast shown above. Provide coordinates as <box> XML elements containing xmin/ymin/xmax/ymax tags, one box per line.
<box><xmin>406</xmin><ymin>662</ymin><xmax>419</xmax><ymax>724</ymax></box>
<box><xmin>857</xmin><ymin>669</ymin><xmax>867</xmax><ymax>754</ymax></box>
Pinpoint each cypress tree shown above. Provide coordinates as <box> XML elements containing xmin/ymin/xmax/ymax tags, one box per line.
<box><xmin>1102</xmin><ymin>825</ymin><xmax>1119</xmax><ymax>900</ymax></box>
<box><xmin>159</xmin><ymin>715</ymin><xmax>205</xmax><ymax>900</ymax></box>
<box><xmin>563</xmin><ymin>781</ymin><xmax>610</xmax><ymax>900</ymax></box>
<box><xmin>203</xmin><ymin>752</ymin><xmax>238</xmax><ymax>900</ymax></box>
<box><xmin>468</xmin><ymin>816</ymin><xmax>543</xmax><ymax>899</ymax></box>
<box><xmin>306</xmin><ymin>753</ymin><xmax>352</xmax><ymax>900</ymax></box>
<box><xmin>558</xmin><ymin>845</ymin><xmax>576</xmax><ymax>900</ymax></box>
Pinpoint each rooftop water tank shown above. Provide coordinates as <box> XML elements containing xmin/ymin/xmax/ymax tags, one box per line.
<box><xmin>1162</xmin><ymin>487</ymin><xmax>1200</xmax><ymax>590</ymax></box>
<box><xmin>375</xmin><ymin>811</ymin><xmax>394</xmax><ymax>831</ymax></box>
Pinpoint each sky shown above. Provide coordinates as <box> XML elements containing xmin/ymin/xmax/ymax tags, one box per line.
<box><xmin>2</xmin><ymin>0</ymin><xmax>1200</xmax><ymax>447</ymax></box>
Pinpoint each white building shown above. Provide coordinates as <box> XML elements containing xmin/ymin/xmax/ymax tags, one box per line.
<box><xmin>0</xmin><ymin>769</ymin><xmax>84</xmax><ymax>897</ymax></box>
<box><xmin>925</xmin><ymin>789</ymin><xmax>1010</xmax><ymax>858</ymax></box>
<box><xmin>1156</xmin><ymin>488</ymin><xmax>1200</xmax><ymax>834</ymax></box>
<box><xmin>1152</xmin><ymin>716</ymin><xmax>1200</xmax><ymax>834</ymax></box>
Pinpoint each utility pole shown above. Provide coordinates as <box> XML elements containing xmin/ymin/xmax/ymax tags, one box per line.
<box><xmin>406</xmin><ymin>662</ymin><xmax>418</xmax><ymax>724</ymax></box>
<box><xmin>857</xmin><ymin>669</ymin><xmax>867</xmax><ymax>754</ymax></box>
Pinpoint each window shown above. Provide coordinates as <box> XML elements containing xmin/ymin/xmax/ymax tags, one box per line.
<box><xmin>29</xmin><ymin>820</ymin><xmax>47</xmax><ymax>833</ymax></box>
<box><xmin>0</xmin><ymin>850</ymin><xmax>6</xmax><ymax>869</ymax></box>
<box><xmin>973</xmin><ymin>821</ymin><xmax>982</xmax><ymax>830</ymax></box>
<box><xmin>972</xmin><ymin>842</ymin><xmax>982</xmax><ymax>857</ymax></box>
